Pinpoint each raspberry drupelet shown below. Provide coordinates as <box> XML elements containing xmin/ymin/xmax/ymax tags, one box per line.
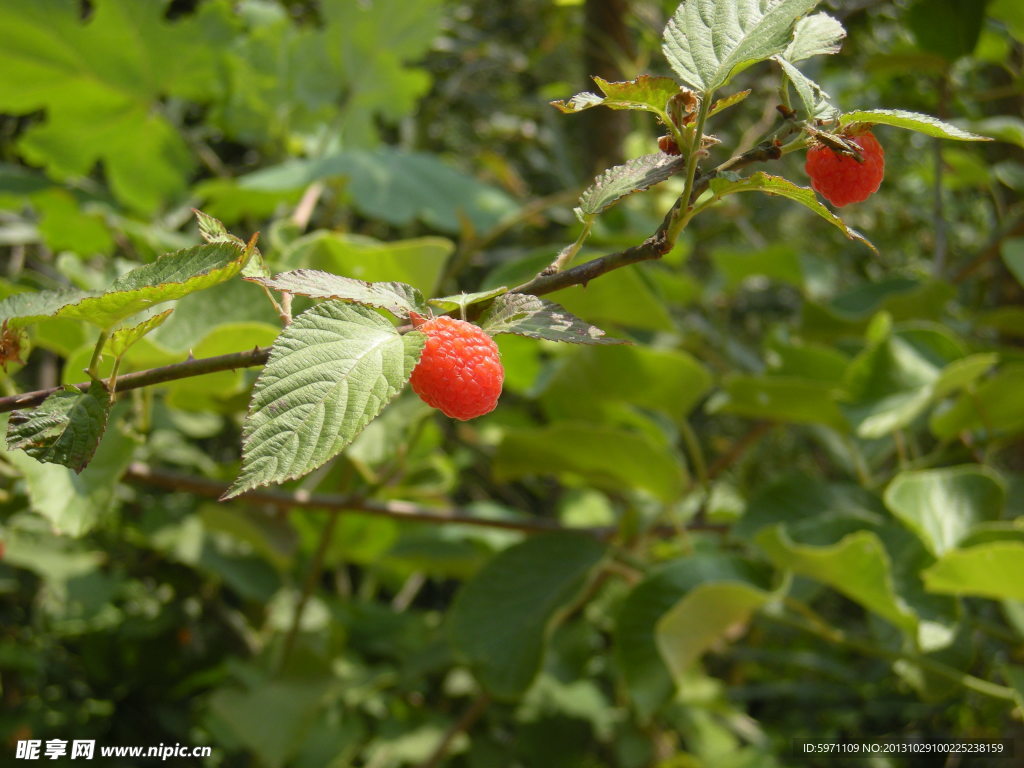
<box><xmin>409</xmin><ymin>315</ymin><xmax>504</xmax><ymax>420</ymax></box>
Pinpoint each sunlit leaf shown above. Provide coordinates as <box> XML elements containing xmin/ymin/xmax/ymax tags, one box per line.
<box><xmin>578</xmin><ymin>154</ymin><xmax>686</xmax><ymax>216</ymax></box>
<box><xmin>247</xmin><ymin>270</ymin><xmax>427</xmax><ymax>317</ymax></box>
<box><xmin>478</xmin><ymin>294</ymin><xmax>625</xmax><ymax>344</ymax></box>
<box><xmin>839</xmin><ymin>109</ymin><xmax>991</xmax><ymax>141</ymax></box>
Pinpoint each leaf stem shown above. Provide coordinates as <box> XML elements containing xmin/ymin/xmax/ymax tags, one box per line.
<box><xmin>547</xmin><ymin>215</ymin><xmax>595</xmax><ymax>274</ymax></box>
<box><xmin>86</xmin><ymin>330</ymin><xmax>111</xmax><ymax>379</ymax></box>
<box><xmin>668</xmin><ymin>91</ymin><xmax>714</xmax><ymax>243</ymax></box>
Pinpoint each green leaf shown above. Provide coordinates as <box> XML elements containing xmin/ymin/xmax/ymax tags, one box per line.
<box><xmin>494</xmin><ymin>423</ymin><xmax>687</xmax><ymax>503</ymax></box>
<box><xmin>838</xmin><ymin>109</ymin><xmax>991</xmax><ymax>141</ymax></box>
<box><xmin>0</xmin><ymin>0</ymin><xmax>228</xmax><ymax>211</ymax></box>
<box><xmin>193</xmin><ymin>209</ymin><xmax>234</xmax><ymax>244</ymax></box>
<box><xmin>238</xmin><ymin>148</ymin><xmax>516</xmax><ymax>233</ymax></box>
<box><xmin>930</xmin><ymin>364</ymin><xmax>1024</xmax><ymax>439</ymax></box>
<box><xmin>223</xmin><ymin>302</ymin><xmax>424</xmax><ymax>499</ymax></box>
<box><xmin>1001</xmin><ymin>238</ymin><xmax>1024</xmax><ymax>287</ymax></box>
<box><xmin>546</xmin><ymin>264</ymin><xmax>676</xmax><ymax>332</ymax></box>
<box><xmin>427</xmin><ymin>287</ymin><xmax>509</xmax><ymax>314</ymax></box>
<box><xmin>756</xmin><ymin>525</ymin><xmax>918</xmax><ymax>631</ymax></box>
<box><xmin>247</xmin><ymin>270</ymin><xmax>427</xmax><ymax>318</ymax></box>
<box><xmin>6</xmin><ymin>381</ymin><xmax>111</xmax><ymax>472</ymax></box>
<box><xmin>923</xmin><ymin>543</ymin><xmax>1024</xmax><ymax>601</ymax></box>
<box><xmin>884</xmin><ymin>465</ymin><xmax>1006</xmax><ymax>557</ymax></box>
<box><xmin>448</xmin><ymin>533</ymin><xmax>606</xmax><ymax>699</ymax></box>
<box><xmin>105</xmin><ymin>308</ymin><xmax>174</xmax><ymax>359</ymax></box>
<box><xmin>578</xmin><ymin>154</ymin><xmax>686</xmax><ymax>216</ymax></box>
<box><xmin>662</xmin><ymin>0</ymin><xmax>819</xmax><ymax>92</ymax></box>
<box><xmin>615</xmin><ymin>555</ymin><xmax>772</xmax><ymax>718</ymax></box>
<box><xmin>550</xmin><ymin>75</ymin><xmax>686</xmax><ymax>125</ymax></box>
<box><xmin>705</xmin><ymin>172</ymin><xmax>875</xmax><ymax>250</ymax></box>
<box><xmin>478</xmin><ymin>294</ymin><xmax>625</xmax><ymax>344</ymax></box>
<box><xmin>4</xmin><ymin>407</ymin><xmax>136</xmax><ymax>537</ymax></box>
<box><xmin>775</xmin><ymin>57</ymin><xmax>838</xmax><ymax>120</ymax></box>
<box><xmin>783</xmin><ymin>12</ymin><xmax>846</xmax><ymax>61</ymax></box>
<box><xmin>656</xmin><ymin>582</ymin><xmax>771</xmax><ymax>679</ymax></box>
<box><xmin>906</xmin><ymin>0</ymin><xmax>987</xmax><ymax>62</ymax></box>
<box><xmin>706</xmin><ymin>375</ymin><xmax>847</xmax><ymax>430</ymax></box>
<box><xmin>279</xmin><ymin>233</ymin><xmax>452</xmax><ymax>298</ymax></box>
<box><xmin>0</xmin><ymin>241</ymin><xmax>252</xmax><ymax>329</ymax></box>
<box><xmin>708</xmin><ymin>90</ymin><xmax>752</xmax><ymax>118</ymax></box>
<box><xmin>542</xmin><ymin>344</ymin><xmax>713</xmax><ymax>424</ymax></box>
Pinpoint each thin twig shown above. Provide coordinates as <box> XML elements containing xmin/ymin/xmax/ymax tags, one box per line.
<box><xmin>0</xmin><ymin>347</ymin><xmax>271</xmax><ymax>413</ymax></box>
<box><xmin>122</xmin><ymin>463</ymin><xmax>729</xmax><ymax>538</ymax></box>
<box><xmin>707</xmin><ymin>421</ymin><xmax>774</xmax><ymax>480</ymax></box>
<box><xmin>416</xmin><ymin>693</ymin><xmax>492</xmax><ymax>768</ymax></box>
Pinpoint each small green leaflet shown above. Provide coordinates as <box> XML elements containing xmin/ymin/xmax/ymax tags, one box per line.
<box><xmin>839</xmin><ymin>109</ymin><xmax>992</xmax><ymax>141</ymax></box>
<box><xmin>222</xmin><ymin>301</ymin><xmax>425</xmax><ymax>499</ymax></box>
<box><xmin>662</xmin><ymin>0</ymin><xmax>819</xmax><ymax>93</ymax></box>
<box><xmin>7</xmin><ymin>381</ymin><xmax>112</xmax><ymax>472</ymax></box>
<box><xmin>0</xmin><ymin>240</ymin><xmax>253</xmax><ymax>329</ymax></box>
<box><xmin>579</xmin><ymin>153</ymin><xmax>687</xmax><ymax>217</ymax></box>
<box><xmin>550</xmin><ymin>75</ymin><xmax>686</xmax><ymax>126</ymax></box>
<box><xmin>105</xmin><ymin>308</ymin><xmax>174</xmax><ymax>359</ymax></box>
<box><xmin>783</xmin><ymin>12</ymin><xmax>846</xmax><ymax>61</ymax></box>
<box><xmin>706</xmin><ymin>172</ymin><xmax>876</xmax><ymax>251</ymax></box>
<box><xmin>247</xmin><ymin>270</ymin><xmax>427</xmax><ymax>317</ymax></box>
<box><xmin>427</xmin><ymin>286</ymin><xmax>508</xmax><ymax>314</ymax></box>
<box><xmin>709</xmin><ymin>90</ymin><xmax>752</xmax><ymax>118</ymax></box>
<box><xmin>775</xmin><ymin>57</ymin><xmax>838</xmax><ymax>120</ymax></box>
<box><xmin>479</xmin><ymin>294</ymin><xmax>626</xmax><ymax>345</ymax></box>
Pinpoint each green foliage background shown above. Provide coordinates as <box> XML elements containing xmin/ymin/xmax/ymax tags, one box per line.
<box><xmin>1</xmin><ymin>1</ymin><xmax>1023</xmax><ymax>766</ymax></box>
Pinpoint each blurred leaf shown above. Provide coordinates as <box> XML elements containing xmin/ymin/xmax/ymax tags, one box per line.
<box><xmin>783</xmin><ymin>12</ymin><xmax>846</xmax><ymax>61</ymax></box>
<box><xmin>707</xmin><ymin>375</ymin><xmax>846</xmax><ymax>429</ymax></box>
<box><xmin>706</xmin><ymin>172</ymin><xmax>875</xmax><ymax>250</ymax></box>
<box><xmin>0</xmin><ymin>241</ymin><xmax>252</xmax><ymax>329</ymax></box>
<box><xmin>930</xmin><ymin>365</ymin><xmax>1024</xmax><ymax>439</ymax></box>
<box><xmin>1001</xmin><ymin>238</ymin><xmax>1024</xmax><ymax>287</ymax></box>
<box><xmin>32</xmin><ymin>189</ymin><xmax>113</xmax><ymax>255</ymax></box>
<box><xmin>662</xmin><ymin>0</ymin><xmax>818</xmax><ymax>92</ymax></box>
<box><xmin>656</xmin><ymin>582</ymin><xmax>771</xmax><ymax>679</ymax></box>
<box><xmin>7</xmin><ymin>381</ymin><xmax>111</xmax><ymax>472</ymax></box>
<box><xmin>906</xmin><ymin>0</ymin><xmax>986</xmax><ymax>61</ymax></box>
<box><xmin>712</xmin><ymin>243</ymin><xmax>803</xmax><ymax>290</ymax></box>
<box><xmin>479</xmin><ymin>294</ymin><xmax>625</xmax><ymax>344</ymax></box>
<box><xmin>0</xmin><ymin>0</ymin><xmax>229</xmax><ymax>211</ymax></box>
<box><xmin>543</xmin><ymin>344</ymin><xmax>712</xmax><ymax>422</ymax></box>
<box><xmin>248</xmin><ymin>270</ymin><xmax>427</xmax><ymax>317</ymax></box>
<box><xmin>615</xmin><ymin>554</ymin><xmax>772</xmax><ymax>718</ymax></box>
<box><xmin>280</xmin><ymin>233</ymin><xmax>452</xmax><ymax>298</ymax></box>
<box><xmin>884</xmin><ymin>465</ymin><xmax>1006</xmax><ymax>557</ymax></box>
<box><xmin>756</xmin><ymin>525</ymin><xmax>917</xmax><ymax>631</ymax></box>
<box><xmin>4</xmin><ymin>411</ymin><xmax>136</xmax><ymax>536</ymax></box>
<box><xmin>224</xmin><ymin>302</ymin><xmax>424</xmax><ymax>498</ymax></box>
<box><xmin>577</xmin><ymin>154</ymin><xmax>686</xmax><ymax>216</ymax></box>
<box><xmin>448</xmin><ymin>533</ymin><xmax>606</xmax><ymax>699</ymax></box>
<box><xmin>839</xmin><ymin>109</ymin><xmax>991</xmax><ymax>141</ymax></box>
<box><xmin>923</xmin><ymin>543</ymin><xmax>1024</xmax><ymax>601</ymax></box>
<box><xmin>495</xmin><ymin>422</ymin><xmax>687</xmax><ymax>502</ymax></box>
<box><xmin>968</xmin><ymin>117</ymin><xmax>1024</xmax><ymax>149</ymax></box>
<box><xmin>547</xmin><ymin>264</ymin><xmax>676</xmax><ymax>332</ymax></box>
<box><xmin>239</xmin><ymin>148</ymin><xmax>516</xmax><ymax>233</ymax></box>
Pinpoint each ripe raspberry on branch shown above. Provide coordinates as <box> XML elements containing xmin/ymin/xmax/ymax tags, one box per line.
<box><xmin>805</xmin><ymin>130</ymin><xmax>885</xmax><ymax>207</ymax></box>
<box><xmin>408</xmin><ymin>314</ymin><xmax>504</xmax><ymax>421</ymax></box>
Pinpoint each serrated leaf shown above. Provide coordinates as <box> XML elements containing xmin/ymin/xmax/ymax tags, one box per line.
<box><xmin>448</xmin><ymin>533</ymin><xmax>607</xmax><ymax>699</ymax></box>
<box><xmin>105</xmin><ymin>308</ymin><xmax>174</xmax><ymax>359</ymax></box>
<box><xmin>783</xmin><ymin>12</ymin><xmax>846</xmax><ymax>61</ymax></box>
<box><xmin>0</xmin><ymin>241</ymin><xmax>253</xmax><ymax>329</ymax></box>
<box><xmin>579</xmin><ymin>153</ymin><xmax>686</xmax><ymax>216</ymax></box>
<box><xmin>247</xmin><ymin>270</ymin><xmax>427</xmax><ymax>317</ymax></box>
<box><xmin>839</xmin><ymin>109</ymin><xmax>992</xmax><ymax>141</ymax></box>
<box><xmin>223</xmin><ymin>302</ymin><xmax>424</xmax><ymax>499</ymax></box>
<box><xmin>708</xmin><ymin>89</ymin><xmax>752</xmax><ymax>117</ymax></box>
<box><xmin>6</xmin><ymin>381</ymin><xmax>111</xmax><ymax>472</ymax></box>
<box><xmin>193</xmin><ymin>209</ymin><xmax>233</xmax><ymax>244</ymax></box>
<box><xmin>550</xmin><ymin>75</ymin><xmax>684</xmax><ymax>125</ymax></box>
<box><xmin>775</xmin><ymin>57</ymin><xmax>838</xmax><ymax>120</ymax></box>
<box><xmin>478</xmin><ymin>294</ymin><xmax>625</xmax><ymax>344</ymax></box>
<box><xmin>706</xmin><ymin>172</ymin><xmax>875</xmax><ymax>250</ymax></box>
<box><xmin>662</xmin><ymin>0</ymin><xmax>819</xmax><ymax>93</ymax></box>
<box><xmin>427</xmin><ymin>286</ymin><xmax>508</xmax><ymax>313</ymax></box>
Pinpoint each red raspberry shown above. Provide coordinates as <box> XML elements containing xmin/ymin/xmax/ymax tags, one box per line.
<box><xmin>409</xmin><ymin>315</ymin><xmax>504</xmax><ymax>420</ymax></box>
<box><xmin>805</xmin><ymin>130</ymin><xmax>885</xmax><ymax>207</ymax></box>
